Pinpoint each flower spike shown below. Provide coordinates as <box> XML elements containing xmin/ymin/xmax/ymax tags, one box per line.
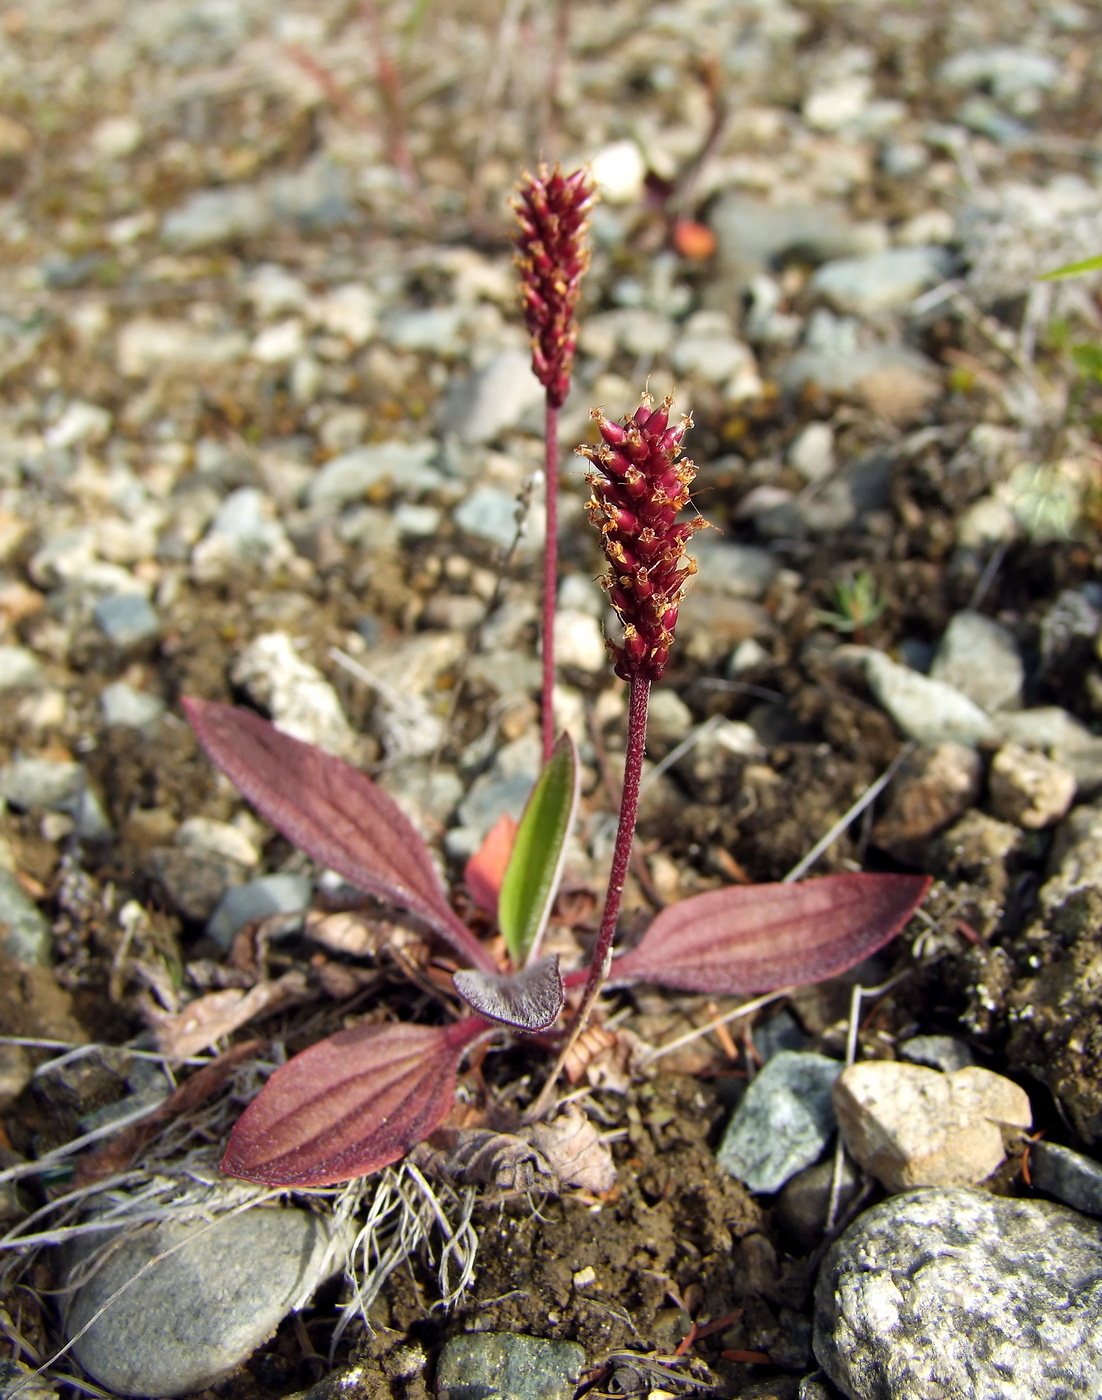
<box><xmin>515</xmin><ymin>164</ymin><xmax>595</xmax><ymax>409</ymax></box>
<box><xmin>578</xmin><ymin>393</ymin><xmax>707</xmax><ymax>682</ymax></box>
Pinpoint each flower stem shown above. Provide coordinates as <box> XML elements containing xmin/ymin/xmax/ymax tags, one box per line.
<box><xmin>525</xmin><ymin>675</ymin><xmax>651</xmax><ymax>1121</ymax></box>
<box><xmin>541</xmin><ymin>397</ymin><xmax>559</xmax><ymax>763</ymax></box>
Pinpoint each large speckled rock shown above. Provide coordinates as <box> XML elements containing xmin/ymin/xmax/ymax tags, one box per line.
<box><xmin>65</xmin><ymin>1208</ymin><xmax>345</xmax><ymax>1397</ymax></box>
<box><xmin>815</xmin><ymin>1188</ymin><xmax>1102</xmax><ymax>1399</ymax></box>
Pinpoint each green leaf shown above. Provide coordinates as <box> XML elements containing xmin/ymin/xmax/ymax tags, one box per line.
<box><xmin>1041</xmin><ymin>253</ymin><xmax>1102</xmax><ymax>281</ymax></box>
<box><xmin>498</xmin><ymin>732</ymin><xmax>579</xmax><ymax>968</ymax></box>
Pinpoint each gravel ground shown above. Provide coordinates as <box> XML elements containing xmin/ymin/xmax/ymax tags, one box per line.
<box><xmin>2</xmin><ymin>0</ymin><xmax>1102</xmax><ymax>1398</ymax></box>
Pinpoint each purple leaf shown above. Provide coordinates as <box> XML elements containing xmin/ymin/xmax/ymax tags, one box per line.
<box><xmin>183</xmin><ymin>698</ymin><xmax>496</xmax><ymax>973</ymax></box>
<box><xmin>452</xmin><ymin>954</ymin><xmax>565</xmax><ymax>1033</ymax></box>
<box><xmin>610</xmin><ymin>873</ymin><xmax>931</xmax><ymax>994</ymax></box>
<box><xmin>221</xmin><ymin>1018</ymin><xmax>488</xmax><ymax>1186</ymax></box>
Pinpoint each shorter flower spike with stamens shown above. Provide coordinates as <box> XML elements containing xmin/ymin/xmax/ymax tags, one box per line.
<box><xmin>515</xmin><ymin>164</ymin><xmax>595</xmax><ymax>410</ymax></box>
<box><xmin>578</xmin><ymin>393</ymin><xmax>707</xmax><ymax>682</ymax></box>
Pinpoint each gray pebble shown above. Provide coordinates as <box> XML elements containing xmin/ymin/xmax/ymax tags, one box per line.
<box><xmin>898</xmin><ymin>1034</ymin><xmax>975</xmax><ymax>1074</ymax></box>
<box><xmin>100</xmin><ymin>681</ymin><xmax>165</xmax><ymax>730</ymax></box>
<box><xmin>0</xmin><ymin>756</ymin><xmax>84</xmax><ymax>810</ymax></box>
<box><xmin>162</xmin><ymin>157</ymin><xmax>352</xmax><ymax>249</ymax></box>
<box><xmin>710</xmin><ymin>194</ymin><xmax>887</xmax><ymax>289</ymax></box>
<box><xmin>441</xmin><ymin>348</ymin><xmax>545</xmax><ymax>445</ymax></box>
<box><xmin>811</xmin><ymin>246</ymin><xmax>956</xmax><ymax>316</ymax></box>
<box><xmin>436</xmin><ymin>1331</ymin><xmax>586</xmax><ymax>1400</ymax></box>
<box><xmin>777</xmin><ymin>1154</ymin><xmax>861</xmax><ymax>1250</ymax></box>
<box><xmin>0</xmin><ymin>868</ymin><xmax>51</xmax><ymax>966</ymax></box>
<box><xmin>865</xmin><ymin>651</ymin><xmax>998</xmax><ymax>746</ymax></box>
<box><xmin>207</xmin><ymin>872</ymin><xmax>313</xmax><ymax>947</ymax></box>
<box><xmin>1029</xmin><ymin>1141</ymin><xmax>1102</xmax><ymax>1218</ymax></box>
<box><xmin>779</xmin><ymin>344</ymin><xmax>938</xmax><ymax>399</ymax></box>
<box><xmin>381</xmin><ymin>306</ymin><xmax>466</xmax><ymax>354</ymax></box>
<box><xmin>0</xmin><ymin>646</ymin><xmax>43</xmax><ymax>691</ymax></box>
<box><xmin>92</xmin><ymin>593</ymin><xmax>160</xmax><ymax>647</ymax></box>
<box><xmin>930</xmin><ymin>610</ymin><xmax>1023</xmax><ymax>713</ymax></box>
<box><xmin>144</xmin><ymin>847</ymin><xmax>246</xmax><ymax>924</ymax></box>
<box><xmin>692</xmin><ymin>536</ymin><xmax>777</xmax><ymax>599</ymax></box>
<box><xmin>815</xmin><ymin>1188</ymin><xmax>1102</xmax><ymax>1400</ymax></box>
<box><xmin>65</xmin><ymin>1208</ymin><xmax>345</xmax><ymax>1398</ymax></box>
<box><xmin>454</xmin><ymin>485</ymin><xmax>543</xmax><ymax>553</ymax></box>
<box><xmin>306</xmin><ymin>440</ymin><xmax>441</xmax><ymax>508</ymax></box>
<box><xmin>717</xmin><ymin>1051</ymin><xmax>843</xmax><ymax>1193</ymax></box>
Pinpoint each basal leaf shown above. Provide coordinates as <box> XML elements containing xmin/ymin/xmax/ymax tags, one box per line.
<box><xmin>184</xmin><ymin>698</ymin><xmax>496</xmax><ymax>973</ymax></box>
<box><xmin>1041</xmin><ymin>253</ymin><xmax>1102</xmax><ymax>281</ymax></box>
<box><xmin>452</xmin><ymin>954</ymin><xmax>565</xmax><ymax>1032</ymax></box>
<box><xmin>464</xmin><ymin>813</ymin><xmax>518</xmax><ymax>918</ymax></box>
<box><xmin>221</xmin><ymin>1018</ymin><xmax>488</xmax><ymax>1186</ymax></box>
<box><xmin>497</xmin><ymin>732</ymin><xmax>579</xmax><ymax>966</ymax></box>
<box><xmin>610</xmin><ymin>873</ymin><xmax>931</xmax><ymax>994</ymax></box>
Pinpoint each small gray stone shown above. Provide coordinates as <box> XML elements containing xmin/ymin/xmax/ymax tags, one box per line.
<box><xmin>0</xmin><ymin>756</ymin><xmax>84</xmax><ymax>811</ymax></box>
<box><xmin>144</xmin><ymin>847</ymin><xmax>246</xmax><ymax>924</ymax></box>
<box><xmin>207</xmin><ymin>873</ymin><xmax>313</xmax><ymax>948</ymax></box>
<box><xmin>454</xmin><ymin>485</ymin><xmax>544</xmax><ymax>553</ymax></box>
<box><xmin>811</xmin><ymin>247</ymin><xmax>956</xmax><ymax>316</ymax></box>
<box><xmin>100</xmin><ymin>682</ymin><xmax>165</xmax><ymax>730</ymax></box>
<box><xmin>646</xmin><ymin>689</ymin><xmax>694</xmax><ymax>749</ymax></box>
<box><xmin>710</xmin><ymin>194</ymin><xmax>887</xmax><ymax>290</ymax></box>
<box><xmin>814</xmin><ymin>1189</ymin><xmax>1102</xmax><ymax>1400</ymax></box>
<box><xmin>161</xmin><ymin>158</ymin><xmax>352</xmax><ymax>249</ymax></box>
<box><xmin>436</xmin><ymin>1331</ymin><xmax>585</xmax><ymax>1400</ymax></box>
<box><xmin>864</xmin><ymin>651</ymin><xmax>998</xmax><ymax>746</ymax></box>
<box><xmin>692</xmin><ymin>536</ymin><xmax>777</xmax><ymax>599</ymax></box>
<box><xmin>938</xmin><ymin>46</ymin><xmax>1060</xmax><ymax>100</ymax></box>
<box><xmin>1040</xmin><ymin>802</ymin><xmax>1102</xmax><ymax>910</ymax></box>
<box><xmin>1030</xmin><ymin>1141</ymin><xmax>1102</xmax><ymax>1218</ymax></box>
<box><xmin>553</xmin><ymin>609</ymin><xmax>606</xmax><ymax>672</ymax></box>
<box><xmin>0</xmin><ymin>867</ymin><xmax>51</xmax><ymax>966</ymax></box>
<box><xmin>777</xmin><ymin>1154</ymin><xmax>861</xmax><ymax>1250</ymax></box>
<box><xmin>898</xmin><ymin>1035</ymin><xmax>975</xmax><ymax>1074</ymax></box>
<box><xmin>0</xmin><ymin>646</ymin><xmax>43</xmax><ymax>691</ymax></box>
<box><xmin>92</xmin><ymin>593</ymin><xmax>159</xmax><ymax>647</ymax></box>
<box><xmin>381</xmin><ymin>306</ymin><xmax>466</xmax><ymax>354</ymax></box>
<box><xmin>718</xmin><ymin>1051</ymin><xmax>843</xmax><ymax>1193</ymax></box>
<box><xmin>65</xmin><ymin>1208</ymin><xmax>345</xmax><ymax>1398</ymax></box>
<box><xmin>306</xmin><ymin>440</ymin><xmax>441</xmax><ymax>508</ymax></box>
<box><xmin>441</xmin><ymin>348</ymin><xmax>545</xmax><ymax>445</ymax></box>
<box><xmin>930</xmin><ymin>611</ymin><xmax>1023</xmax><ymax>713</ymax></box>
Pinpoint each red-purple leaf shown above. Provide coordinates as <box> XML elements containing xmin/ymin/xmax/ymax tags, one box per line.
<box><xmin>452</xmin><ymin>954</ymin><xmax>564</xmax><ymax>1032</ymax></box>
<box><xmin>183</xmin><ymin>698</ymin><xmax>496</xmax><ymax>973</ymax></box>
<box><xmin>221</xmin><ymin>1017</ymin><xmax>488</xmax><ymax>1186</ymax></box>
<box><xmin>610</xmin><ymin>873</ymin><xmax>931</xmax><ymax>994</ymax></box>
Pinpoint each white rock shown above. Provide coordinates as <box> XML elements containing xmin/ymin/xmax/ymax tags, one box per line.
<box><xmin>90</xmin><ymin>115</ymin><xmax>143</xmax><ymax>159</ymax></box>
<box><xmin>231</xmin><ymin>632</ymin><xmax>357</xmax><ymax>758</ymax></box>
<box><xmin>0</xmin><ymin>646</ymin><xmax>43</xmax><ymax>692</ymax></box>
<box><xmin>865</xmin><ymin>651</ymin><xmax>998</xmax><ymax>747</ymax></box>
<box><xmin>589</xmin><ymin>139</ymin><xmax>646</xmax><ymax>203</ymax></box>
<box><xmin>833</xmin><ymin>1061</ymin><xmax>1031</xmax><ymax>1192</ymax></box>
<box><xmin>788</xmin><ymin>422</ymin><xmax>835</xmax><ymax>482</ymax></box>
<box><xmin>176</xmin><ymin>817</ymin><xmax>260</xmax><ymax>868</ymax></box>
<box><xmin>804</xmin><ymin>74</ymin><xmax>873</xmax><ymax>131</ymax></box>
<box><xmin>45</xmin><ymin>401</ymin><xmax>112</xmax><ymax>449</ymax></box>
<box><xmin>310</xmin><ymin>284</ymin><xmax>377</xmax><ymax>344</ymax></box>
<box><xmin>116</xmin><ymin>319</ymin><xmax>245</xmax><ymax>377</ymax></box>
<box><xmin>100</xmin><ymin>682</ymin><xmax>164</xmax><ymax>730</ymax></box>
<box><xmin>244</xmin><ymin>265</ymin><xmax>308</xmax><ymax>316</ymax></box>
<box><xmin>250</xmin><ymin>318</ymin><xmax>304</xmax><ymax>364</ymax></box>
<box><xmin>553</xmin><ymin>610</ymin><xmax>606</xmax><ymax>673</ymax></box>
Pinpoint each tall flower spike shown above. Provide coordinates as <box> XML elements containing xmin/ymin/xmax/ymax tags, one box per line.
<box><xmin>578</xmin><ymin>393</ymin><xmax>707</xmax><ymax>682</ymax></box>
<box><xmin>515</xmin><ymin>164</ymin><xmax>595</xmax><ymax>409</ymax></box>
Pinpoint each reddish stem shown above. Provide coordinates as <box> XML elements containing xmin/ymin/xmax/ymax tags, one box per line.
<box><xmin>525</xmin><ymin>676</ymin><xmax>651</xmax><ymax>1121</ymax></box>
<box><xmin>540</xmin><ymin>397</ymin><xmax>559</xmax><ymax>763</ymax></box>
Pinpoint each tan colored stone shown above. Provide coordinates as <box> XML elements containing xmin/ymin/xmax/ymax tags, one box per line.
<box><xmin>989</xmin><ymin>743</ymin><xmax>1077</xmax><ymax>829</ymax></box>
<box><xmin>833</xmin><ymin>1061</ymin><xmax>1031</xmax><ymax>1192</ymax></box>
